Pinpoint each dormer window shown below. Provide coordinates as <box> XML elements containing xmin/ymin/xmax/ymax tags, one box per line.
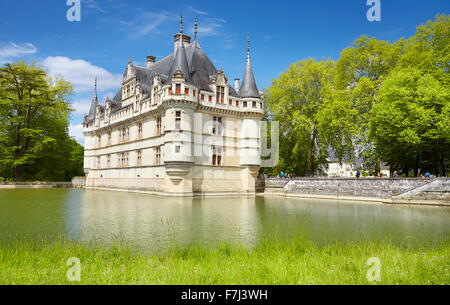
<box><xmin>184</xmin><ymin>88</ymin><xmax>189</xmax><ymax>95</ymax></box>
<box><xmin>216</xmin><ymin>86</ymin><xmax>225</xmax><ymax>104</ymax></box>
<box><xmin>175</xmin><ymin>84</ymin><xmax>181</xmax><ymax>95</ymax></box>
<box><xmin>201</xmin><ymin>94</ymin><xmax>205</xmax><ymax>101</ymax></box>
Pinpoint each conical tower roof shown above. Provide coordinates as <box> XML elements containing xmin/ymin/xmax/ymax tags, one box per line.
<box><xmin>168</xmin><ymin>15</ymin><xmax>193</xmax><ymax>84</ymax></box>
<box><xmin>87</xmin><ymin>77</ymin><xmax>98</xmax><ymax>121</ymax></box>
<box><xmin>239</xmin><ymin>37</ymin><xmax>259</xmax><ymax>98</ymax></box>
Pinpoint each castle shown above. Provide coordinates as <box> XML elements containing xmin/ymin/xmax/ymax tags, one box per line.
<box><xmin>83</xmin><ymin>17</ymin><xmax>264</xmax><ymax>196</ymax></box>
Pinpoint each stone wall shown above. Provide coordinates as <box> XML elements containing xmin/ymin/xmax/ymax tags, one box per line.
<box><xmin>0</xmin><ymin>181</ymin><xmax>72</xmax><ymax>189</ymax></box>
<box><xmin>71</xmin><ymin>176</ymin><xmax>86</xmax><ymax>188</ymax></box>
<box><xmin>260</xmin><ymin>178</ymin><xmax>450</xmax><ymax>204</ymax></box>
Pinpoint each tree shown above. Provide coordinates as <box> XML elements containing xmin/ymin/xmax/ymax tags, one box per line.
<box><xmin>264</xmin><ymin>58</ymin><xmax>334</xmax><ymax>176</ymax></box>
<box><xmin>317</xmin><ymin>36</ymin><xmax>402</xmax><ymax>172</ymax></box>
<box><xmin>0</xmin><ymin>61</ymin><xmax>80</xmax><ymax>181</ymax></box>
<box><xmin>369</xmin><ymin>15</ymin><xmax>450</xmax><ymax>176</ymax></box>
<box><xmin>369</xmin><ymin>67</ymin><xmax>449</xmax><ymax>176</ymax></box>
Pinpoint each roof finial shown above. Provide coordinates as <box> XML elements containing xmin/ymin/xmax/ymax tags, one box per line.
<box><xmin>246</xmin><ymin>33</ymin><xmax>251</xmax><ymax>63</ymax></box>
<box><xmin>179</xmin><ymin>14</ymin><xmax>183</xmax><ymax>34</ymax></box>
<box><xmin>93</xmin><ymin>77</ymin><xmax>98</xmax><ymax>99</ymax></box>
<box><xmin>194</xmin><ymin>17</ymin><xmax>198</xmax><ymax>41</ymax></box>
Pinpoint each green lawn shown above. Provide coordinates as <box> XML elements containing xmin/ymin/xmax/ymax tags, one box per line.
<box><xmin>0</xmin><ymin>238</ymin><xmax>448</xmax><ymax>285</ymax></box>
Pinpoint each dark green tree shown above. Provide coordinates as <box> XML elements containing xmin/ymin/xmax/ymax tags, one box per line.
<box><xmin>0</xmin><ymin>61</ymin><xmax>83</xmax><ymax>181</ymax></box>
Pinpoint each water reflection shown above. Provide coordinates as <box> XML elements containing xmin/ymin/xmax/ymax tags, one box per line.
<box><xmin>0</xmin><ymin>189</ymin><xmax>449</xmax><ymax>252</ymax></box>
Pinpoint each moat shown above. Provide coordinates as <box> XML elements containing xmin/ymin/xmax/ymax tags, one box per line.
<box><xmin>0</xmin><ymin>189</ymin><xmax>449</xmax><ymax>252</ymax></box>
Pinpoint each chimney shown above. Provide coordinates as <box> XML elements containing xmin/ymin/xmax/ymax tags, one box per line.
<box><xmin>234</xmin><ymin>78</ymin><xmax>240</xmax><ymax>91</ymax></box>
<box><xmin>173</xmin><ymin>34</ymin><xmax>191</xmax><ymax>52</ymax></box>
<box><xmin>146</xmin><ymin>55</ymin><xmax>156</xmax><ymax>68</ymax></box>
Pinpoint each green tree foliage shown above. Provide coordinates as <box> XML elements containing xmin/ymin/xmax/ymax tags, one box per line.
<box><xmin>369</xmin><ymin>14</ymin><xmax>450</xmax><ymax>176</ymax></box>
<box><xmin>264</xmin><ymin>59</ymin><xmax>333</xmax><ymax>176</ymax></box>
<box><xmin>0</xmin><ymin>61</ymin><xmax>84</xmax><ymax>181</ymax></box>
<box><xmin>266</xmin><ymin>14</ymin><xmax>448</xmax><ymax>177</ymax></box>
<box><xmin>317</xmin><ymin>36</ymin><xmax>402</xmax><ymax>171</ymax></box>
<box><xmin>369</xmin><ymin>67</ymin><xmax>449</xmax><ymax>176</ymax></box>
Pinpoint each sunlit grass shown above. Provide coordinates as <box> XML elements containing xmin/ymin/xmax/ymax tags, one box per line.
<box><xmin>0</xmin><ymin>237</ymin><xmax>448</xmax><ymax>285</ymax></box>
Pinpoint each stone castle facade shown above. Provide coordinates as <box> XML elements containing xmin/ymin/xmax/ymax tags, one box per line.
<box><xmin>83</xmin><ymin>18</ymin><xmax>264</xmax><ymax>196</ymax></box>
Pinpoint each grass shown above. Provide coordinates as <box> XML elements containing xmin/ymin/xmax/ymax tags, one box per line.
<box><xmin>0</xmin><ymin>237</ymin><xmax>448</xmax><ymax>285</ymax></box>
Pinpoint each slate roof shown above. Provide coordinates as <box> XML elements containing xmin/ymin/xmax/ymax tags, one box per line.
<box><xmin>86</xmin><ymin>35</ymin><xmax>257</xmax><ymax>121</ymax></box>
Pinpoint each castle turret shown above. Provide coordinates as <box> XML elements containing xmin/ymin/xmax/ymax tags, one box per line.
<box><xmin>239</xmin><ymin>37</ymin><xmax>259</xmax><ymax>98</ymax></box>
<box><xmin>87</xmin><ymin>77</ymin><xmax>98</xmax><ymax>121</ymax></box>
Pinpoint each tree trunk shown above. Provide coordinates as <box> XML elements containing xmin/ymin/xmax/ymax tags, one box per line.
<box><xmin>375</xmin><ymin>156</ymin><xmax>381</xmax><ymax>175</ymax></box>
<box><xmin>14</xmin><ymin>166</ymin><xmax>22</xmax><ymax>181</ymax></box>
<box><xmin>413</xmin><ymin>155</ymin><xmax>419</xmax><ymax>177</ymax></box>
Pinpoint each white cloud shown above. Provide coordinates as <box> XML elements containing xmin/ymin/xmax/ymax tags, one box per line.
<box><xmin>69</xmin><ymin>123</ymin><xmax>84</xmax><ymax>145</ymax></box>
<box><xmin>72</xmin><ymin>99</ymin><xmax>92</xmax><ymax>115</ymax></box>
<box><xmin>187</xmin><ymin>6</ymin><xmax>209</xmax><ymax>16</ymax></box>
<box><xmin>0</xmin><ymin>42</ymin><xmax>37</xmax><ymax>63</ymax></box>
<box><xmin>196</xmin><ymin>18</ymin><xmax>226</xmax><ymax>37</ymax></box>
<box><xmin>130</xmin><ymin>11</ymin><xmax>176</xmax><ymax>38</ymax></box>
<box><xmin>84</xmin><ymin>0</ymin><xmax>107</xmax><ymax>13</ymax></box>
<box><xmin>41</xmin><ymin>56</ymin><xmax>122</xmax><ymax>92</ymax></box>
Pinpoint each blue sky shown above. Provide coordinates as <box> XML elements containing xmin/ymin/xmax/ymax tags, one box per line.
<box><xmin>0</xmin><ymin>0</ymin><xmax>448</xmax><ymax>144</ymax></box>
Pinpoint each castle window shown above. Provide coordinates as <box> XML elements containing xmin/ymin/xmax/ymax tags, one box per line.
<box><xmin>168</xmin><ymin>88</ymin><xmax>172</xmax><ymax>95</ymax></box>
<box><xmin>137</xmin><ymin>122</ymin><xmax>143</xmax><ymax>139</ymax></box>
<box><xmin>175</xmin><ymin>111</ymin><xmax>181</xmax><ymax>130</ymax></box>
<box><xmin>216</xmin><ymin>86</ymin><xmax>225</xmax><ymax>104</ymax></box>
<box><xmin>212</xmin><ymin>146</ymin><xmax>222</xmax><ymax>166</ymax></box>
<box><xmin>120</xmin><ymin>152</ymin><xmax>129</xmax><ymax>167</ymax></box>
<box><xmin>97</xmin><ymin>135</ymin><xmax>101</xmax><ymax>148</ymax></box>
<box><xmin>193</xmin><ymin>90</ymin><xmax>196</xmax><ymax>96</ymax></box>
<box><xmin>208</xmin><ymin>95</ymin><xmax>212</xmax><ymax>102</ymax></box>
<box><xmin>175</xmin><ymin>145</ymin><xmax>181</xmax><ymax>154</ymax></box>
<box><xmin>107</xmin><ymin>154</ymin><xmax>111</xmax><ymax>168</ymax></box>
<box><xmin>229</xmin><ymin>99</ymin><xmax>232</xmax><ymax>105</ymax></box>
<box><xmin>252</xmin><ymin>101</ymin><xmax>257</xmax><ymax>108</ymax></box>
<box><xmin>97</xmin><ymin>156</ymin><xmax>101</xmax><ymax>168</ymax></box>
<box><xmin>185</xmin><ymin>88</ymin><xmax>189</xmax><ymax>95</ymax></box>
<box><xmin>175</xmin><ymin>84</ymin><xmax>181</xmax><ymax>95</ymax></box>
<box><xmin>235</xmin><ymin>100</ymin><xmax>239</xmax><ymax>107</ymax></box>
<box><xmin>156</xmin><ymin>117</ymin><xmax>162</xmax><ymax>135</ymax></box>
<box><xmin>212</xmin><ymin>116</ymin><xmax>223</xmax><ymax>135</ymax></box>
<box><xmin>243</xmin><ymin>101</ymin><xmax>248</xmax><ymax>108</ymax></box>
<box><xmin>137</xmin><ymin>150</ymin><xmax>142</xmax><ymax>166</ymax></box>
<box><xmin>107</xmin><ymin>131</ymin><xmax>112</xmax><ymax>145</ymax></box>
<box><xmin>155</xmin><ymin>147</ymin><xmax>161</xmax><ymax>165</ymax></box>
<box><xmin>152</xmin><ymin>87</ymin><xmax>158</xmax><ymax>105</ymax></box>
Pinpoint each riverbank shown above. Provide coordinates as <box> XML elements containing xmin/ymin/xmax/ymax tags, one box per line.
<box><xmin>0</xmin><ymin>238</ymin><xmax>448</xmax><ymax>285</ymax></box>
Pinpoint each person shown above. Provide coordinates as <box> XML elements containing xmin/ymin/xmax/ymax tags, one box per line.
<box><xmin>393</xmin><ymin>171</ymin><xmax>398</xmax><ymax>178</ymax></box>
<box><xmin>356</xmin><ymin>170</ymin><xmax>361</xmax><ymax>179</ymax></box>
<box><xmin>424</xmin><ymin>171</ymin><xmax>431</xmax><ymax>179</ymax></box>
<box><xmin>376</xmin><ymin>172</ymin><xmax>381</xmax><ymax>179</ymax></box>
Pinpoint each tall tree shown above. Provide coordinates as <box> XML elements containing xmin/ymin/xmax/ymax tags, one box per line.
<box><xmin>369</xmin><ymin>14</ymin><xmax>450</xmax><ymax>176</ymax></box>
<box><xmin>317</xmin><ymin>36</ymin><xmax>402</xmax><ymax>171</ymax></box>
<box><xmin>264</xmin><ymin>58</ymin><xmax>334</xmax><ymax>176</ymax></box>
<box><xmin>0</xmin><ymin>61</ymin><xmax>75</xmax><ymax>180</ymax></box>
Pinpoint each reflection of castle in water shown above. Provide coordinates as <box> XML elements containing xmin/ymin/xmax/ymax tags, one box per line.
<box><xmin>72</xmin><ymin>190</ymin><xmax>260</xmax><ymax>251</ymax></box>
<box><xmin>63</xmin><ymin>189</ymin><xmax>450</xmax><ymax>251</ymax></box>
